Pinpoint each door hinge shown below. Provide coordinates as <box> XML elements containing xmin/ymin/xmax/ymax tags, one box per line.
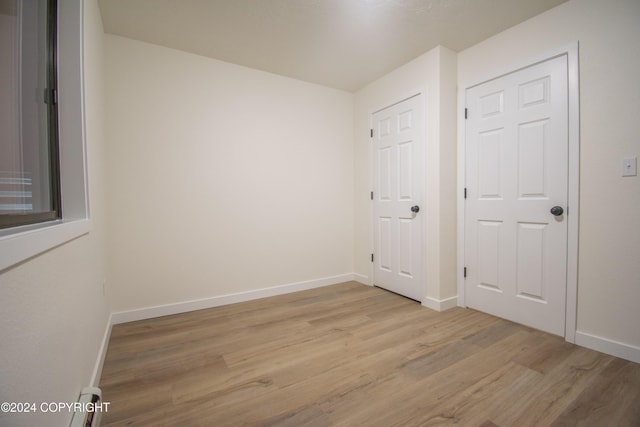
<box><xmin>464</xmin><ymin>108</ymin><xmax>468</xmax><ymax>119</ymax></box>
<box><xmin>464</xmin><ymin>187</ymin><xmax>467</xmax><ymax>199</ymax></box>
<box><xmin>370</xmin><ymin>128</ymin><xmax>373</xmax><ymax>138</ymax></box>
<box><xmin>464</xmin><ymin>267</ymin><xmax>467</xmax><ymax>278</ymax></box>
<box><xmin>371</xmin><ymin>253</ymin><xmax>374</xmax><ymax>263</ymax></box>
<box><xmin>370</xmin><ymin>191</ymin><xmax>373</xmax><ymax>200</ymax></box>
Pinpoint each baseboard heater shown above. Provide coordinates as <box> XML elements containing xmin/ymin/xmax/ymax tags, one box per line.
<box><xmin>69</xmin><ymin>387</ymin><xmax>103</xmax><ymax>427</ymax></box>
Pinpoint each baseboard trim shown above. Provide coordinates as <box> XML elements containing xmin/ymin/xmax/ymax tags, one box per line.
<box><xmin>575</xmin><ymin>331</ymin><xmax>640</xmax><ymax>364</ymax></box>
<box><xmin>353</xmin><ymin>273</ymin><xmax>370</xmax><ymax>286</ymax></box>
<box><xmin>422</xmin><ymin>295</ymin><xmax>458</xmax><ymax>312</ymax></box>
<box><xmin>111</xmin><ymin>273</ymin><xmax>355</xmax><ymax>325</ymax></box>
<box><xmin>90</xmin><ymin>312</ymin><xmax>112</xmax><ymax>387</ymax></box>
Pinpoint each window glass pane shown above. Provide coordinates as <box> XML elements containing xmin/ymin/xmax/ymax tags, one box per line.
<box><xmin>0</xmin><ymin>0</ymin><xmax>57</xmax><ymax>225</ymax></box>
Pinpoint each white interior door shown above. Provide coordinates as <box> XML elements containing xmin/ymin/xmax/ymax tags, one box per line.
<box><xmin>372</xmin><ymin>94</ymin><xmax>424</xmax><ymax>302</ymax></box>
<box><xmin>464</xmin><ymin>55</ymin><xmax>569</xmax><ymax>336</ymax></box>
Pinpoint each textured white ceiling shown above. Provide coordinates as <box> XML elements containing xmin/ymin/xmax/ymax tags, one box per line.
<box><xmin>98</xmin><ymin>0</ymin><xmax>568</xmax><ymax>91</ymax></box>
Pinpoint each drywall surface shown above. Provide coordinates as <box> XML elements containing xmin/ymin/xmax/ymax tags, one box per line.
<box><xmin>437</xmin><ymin>47</ymin><xmax>459</xmax><ymax>303</ymax></box>
<box><xmin>354</xmin><ymin>46</ymin><xmax>458</xmax><ymax>303</ymax></box>
<box><xmin>0</xmin><ymin>1</ymin><xmax>109</xmax><ymax>425</ymax></box>
<box><xmin>458</xmin><ymin>0</ymin><xmax>640</xmax><ymax>348</ymax></box>
<box><xmin>105</xmin><ymin>35</ymin><xmax>355</xmax><ymax>311</ymax></box>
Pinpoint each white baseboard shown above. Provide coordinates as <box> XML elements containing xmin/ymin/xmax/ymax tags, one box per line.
<box><xmin>90</xmin><ymin>312</ymin><xmax>112</xmax><ymax>387</ymax></box>
<box><xmin>353</xmin><ymin>273</ymin><xmax>370</xmax><ymax>286</ymax></box>
<box><xmin>110</xmin><ymin>273</ymin><xmax>355</xmax><ymax>324</ymax></box>
<box><xmin>575</xmin><ymin>331</ymin><xmax>640</xmax><ymax>364</ymax></box>
<box><xmin>422</xmin><ymin>295</ymin><xmax>458</xmax><ymax>312</ymax></box>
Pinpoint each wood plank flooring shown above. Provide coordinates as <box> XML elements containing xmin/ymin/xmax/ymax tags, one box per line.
<box><xmin>99</xmin><ymin>282</ymin><xmax>640</xmax><ymax>426</ymax></box>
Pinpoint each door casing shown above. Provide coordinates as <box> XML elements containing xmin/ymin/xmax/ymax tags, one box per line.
<box><xmin>457</xmin><ymin>43</ymin><xmax>580</xmax><ymax>342</ymax></box>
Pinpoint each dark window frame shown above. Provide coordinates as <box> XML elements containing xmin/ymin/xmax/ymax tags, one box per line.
<box><xmin>0</xmin><ymin>0</ymin><xmax>61</xmax><ymax>229</ymax></box>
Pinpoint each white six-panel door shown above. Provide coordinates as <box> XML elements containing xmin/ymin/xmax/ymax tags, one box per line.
<box><xmin>465</xmin><ymin>55</ymin><xmax>569</xmax><ymax>336</ymax></box>
<box><xmin>372</xmin><ymin>94</ymin><xmax>424</xmax><ymax>302</ymax></box>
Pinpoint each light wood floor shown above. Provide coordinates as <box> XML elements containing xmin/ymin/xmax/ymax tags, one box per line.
<box><xmin>100</xmin><ymin>282</ymin><xmax>640</xmax><ymax>426</ymax></box>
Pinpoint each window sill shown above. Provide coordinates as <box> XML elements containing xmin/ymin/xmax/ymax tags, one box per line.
<box><xmin>0</xmin><ymin>219</ymin><xmax>91</xmax><ymax>272</ymax></box>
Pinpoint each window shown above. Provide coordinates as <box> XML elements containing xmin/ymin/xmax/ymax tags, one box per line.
<box><xmin>0</xmin><ymin>0</ymin><xmax>89</xmax><ymax>271</ymax></box>
<box><xmin>0</xmin><ymin>0</ymin><xmax>60</xmax><ymax>229</ymax></box>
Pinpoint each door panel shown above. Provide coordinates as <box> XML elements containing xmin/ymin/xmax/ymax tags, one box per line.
<box><xmin>478</xmin><ymin>129</ymin><xmax>503</xmax><ymax>198</ymax></box>
<box><xmin>465</xmin><ymin>55</ymin><xmax>568</xmax><ymax>336</ymax></box>
<box><xmin>372</xmin><ymin>94</ymin><xmax>424</xmax><ymax>301</ymax></box>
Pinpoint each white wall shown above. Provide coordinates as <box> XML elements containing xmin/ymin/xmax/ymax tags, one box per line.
<box><xmin>0</xmin><ymin>1</ymin><xmax>109</xmax><ymax>426</ymax></box>
<box><xmin>105</xmin><ymin>36</ymin><xmax>354</xmax><ymax>312</ymax></box>
<box><xmin>354</xmin><ymin>46</ymin><xmax>458</xmax><ymax>307</ymax></box>
<box><xmin>458</xmin><ymin>0</ymin><xmax>640</xmax><ymax>353</ymax></box>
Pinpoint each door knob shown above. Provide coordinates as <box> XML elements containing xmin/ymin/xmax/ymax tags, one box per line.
<box><xmin>411</xmin><ymin>205</ymin><xmax>420</xmax><ymax>213</ymax></box>
<box><xmin>550</xmin><ymin>206</ymin><xmax>564</xmax><ymax>216</ymax></box>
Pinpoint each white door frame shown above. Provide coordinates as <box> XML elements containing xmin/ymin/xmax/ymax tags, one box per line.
<box><xmin>457</xmin><ymin>43</ymin><xmax>580</xmax><ymax>343</ymax></box>
<box><xmin>369</xmin><ymin>90</ymin><xmax>428</xmax><ymax>302</ymax></box>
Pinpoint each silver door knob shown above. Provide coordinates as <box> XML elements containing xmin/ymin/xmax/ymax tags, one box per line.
<box><xmin>411</xmin><ymin>205</ymin><xmax>420</xmax><ymax>213</ymax></box>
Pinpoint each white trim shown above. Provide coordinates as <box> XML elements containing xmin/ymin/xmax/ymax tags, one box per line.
<box><xmin>58</xmin><ymin>0</ymin><xmax>90</xmax><ymax>222</ymax></box>
<box><xmin>456</xmin><ymin>84</ymin><xmax>467</xmax><ymax>308</ymax></box>
<box><xmin>368</xmin><ymin>110</ymin><xmax>375</xmax><ymax>288</ymax></box>
<box><xmin>564</xmin><ymin>43</ymin><xmax>580</xmax><ymax>343</ymax></box>
<box><xmin>0</xmin><ymin>219</ymin><xmax>90</xmax><ymax>271</ymax></box>
<box><xmin>575</xmin><ymin>331</ymin><xmax>640</xmax><ymax>364</ymax></box>
<box><xmin>422</xmin><ymin>296</ymin><xmax>458</xmax><ymax>312</ymax></box>
<box><xmin>111</xmin><ymin>274</ymin><xmax>355</xmax><ymax>324</ymax></box>
<box><xmin>457</xmin><ymin>43</ymin><xmax>580</xmax><ymax>343</ymax></box>
<box><xmin>353</xmin><ymin>273</ymin><xmax>371</xmax><ymax>286</ymax></box>
<box><xmin>90</xmin><ymin>313</ymin><xmax>112</xmax><ymax>387</ymax></box>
